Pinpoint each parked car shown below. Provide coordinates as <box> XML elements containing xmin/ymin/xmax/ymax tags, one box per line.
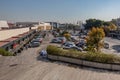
<box><xmin>70</xmin><ymin>36</ymin><xmax>78</xmax><ymax>42</ymax></box>
<box><xmin>63</xmin><ymin>44</ymin><xmax>83</xmax><ymax>51</ymax></box>
<box><xmin>51</xmin><ymin>38</ymin><xmax>62</xmax><ymax>43</ymax></box>
<box><xmin>34</xmin><ymin>34</ymin><xmax>43</xmax><ymax>38</ymax></box>
<box><xmin>62</xmin><ymin>41</ymin><xmax>83</xmax><ymax>51</ymax></box>
<box><xmin>57</xmin><ymin>37</ymin><xmax>65</xmax><ymax>40</ymax></box>
<box><xmin>29</xmin><ymin>42</ymin><xmax>40</xmax><ymax>47</ymax></box>
<box><xmin>32</xmin><ymin>38</ymin><xmax>42</xmax><ymax>43</ymax></box>
<box><xmin>104</xmin><ymin>43</ymin><xmax>109</xmax><ymax>49</ymax></box>
<box><xmin>80</xmin><ymin>35</ymin><xmax>86</xmax><ymax>39</ymax></box>
<box><xmin>35</xmin><ymin>37</ymin><xmax>43</xmax><ymax>43</ymax></box>
<box><xmin>63</xmin><ymin>41</ymin><xmax>75</xmax><ymax>46</ymax></box>
<box><xmin>76</xmin><ymin>42</ymin><xmax>84</xmax><ymax>47</ymax></box>
<box><xmin>57</xmin><ymin>37</ymin><xmax>66</xmax><ymax>42</ymax></box>
<box><xmin>76</xmin><ymin>40</ymin><xmax>86</xmax><ymax>48</ymax></box>
<box><xmin>118</xmin><ymin>36</ymin><xmax>120</xmax><ymax>40</ymax></box>
<box><xmin>37</xmin><ymin>35</ymin><xmax>43</xmax><ymax>38</ymax></box>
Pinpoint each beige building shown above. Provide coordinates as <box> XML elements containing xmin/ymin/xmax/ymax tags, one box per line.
<box><xmin>37</xmin><ymin>22</ymin><xmax>52</xmax><ymax>31</ymax></box>
<box><xmin>0</xmin><ymin>26</ymin><xmax>38</xmax><ymax>41</ymax></box>
<box><xmin>0</xmin><ymin>21</ymin><xmax>9</xmax><ymax>30</ymax></box>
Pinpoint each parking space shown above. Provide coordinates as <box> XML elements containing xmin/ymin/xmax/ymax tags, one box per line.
<box><xmin>102</xmin><ymin>37</ymin><xmax>120</xmax><ymax>55</ymax></box>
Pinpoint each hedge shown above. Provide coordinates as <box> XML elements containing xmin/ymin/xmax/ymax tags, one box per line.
<box><xmin>47</xmin><ymin>45</ymin><xmax>120</xmax><ymax>64</ymax></box>
<box><xmin>0</xmin><ymin>48</ymin><xmax>13</xmax><ymax>56</ymax></box>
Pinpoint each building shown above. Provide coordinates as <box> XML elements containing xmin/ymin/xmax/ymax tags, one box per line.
<box><xmin>0</xmin><ymin>26</ymin><xmax>38</xmax><ymax>41</ymax></box>
<box><xmin>16</xmin><ymin>22</ymin><xmax>39</xmax><ymax>27</ymax></box>
<box><xmin>0</xmin><ymin>30</ymin><xmax>37</xmax><ymax>54</ymax></box>
<box><xmin>77</xmin><ymin>21</ymin><xmax>85</xmax><ymax>30</ymax></box>
<box><xmin>48</xmin><ymin>22</ymin><xmax>60</xmax><ymax>29</ymax></box>
<box><xmin>0</xmin><ymin>21</ymin><xmax>9</xmax><ymax>30</ymax></box>
<box><xmin>37</xmin><ymin>22</ymin><xmax>52</xmax><ymax>31</ymax></box>
<box><xmin>116</xmin><ymin>18</ymin><xmax>120</xmax><ymax>29</ymax></box>
<box><xmin>109</xmin><ymin>18</ymin><xmax>120</xmax><ymax>39</ymax></box>
<box><xmin>8</xmin><ymin>23</ymin><xmax>16</xmax><ymax>29</ymax></box>
<box><xmin>59</xmin><ymin>23</ymin><xmax>66</xmax><ymax>29</ymax></box>
<box><xmin>112</xmin><ymin>18</ymin><xmax>120</xmax><ymax>30</ymax></box>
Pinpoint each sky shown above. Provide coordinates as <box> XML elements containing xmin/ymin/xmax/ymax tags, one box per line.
<box><xmin>0</xmin><ymin>0</ymin><xmax>120</xmax><ymax>23</ymax></box>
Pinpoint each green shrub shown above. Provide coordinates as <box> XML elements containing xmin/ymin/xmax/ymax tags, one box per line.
<box><xmin>84</xmin><ymin>52</ymin><xmax>116</xmax><ymax>63</ymax></box>
<box><xmin>47</xmin><ymin>45</ymin><xmax>63</xmax><ymax>55</ymax></box>
<box><xmin>0</xmin><ymin>48</ymin><xmax>13</xmax><ymax>56</ymax></box>
<box><xmin>47</xmin><ymin>45</ymin><xmax>120</xmax><ymax>64</ymax></box>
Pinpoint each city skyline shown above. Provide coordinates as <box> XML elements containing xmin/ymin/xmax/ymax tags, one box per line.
<box><xmin>0</xmin><ymin>0</ymin><xmax>120</xmax><ymax>23</ymax></box>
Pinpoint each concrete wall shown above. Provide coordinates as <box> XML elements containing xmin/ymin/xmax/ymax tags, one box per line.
<box><xmin>48</xmin><ymin>54</ymin><xmax>120</xmax><ymax>71</ymax></box>
<box><xmin>0</xmin><ymin>27</ymin><xmax>38</xmax><ymax>41</ymax></box>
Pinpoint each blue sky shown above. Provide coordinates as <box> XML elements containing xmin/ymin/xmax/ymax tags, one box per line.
<box><xmin>0</xmin><ymin>0</ymin><xmax>120</xmax><ymax>23</ymax></box>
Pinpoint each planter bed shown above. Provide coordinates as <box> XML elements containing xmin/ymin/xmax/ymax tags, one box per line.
<box><xmin>48</xmin><ymin>54</ymin><xmax>120</xmax><ymax>71</ymax></box>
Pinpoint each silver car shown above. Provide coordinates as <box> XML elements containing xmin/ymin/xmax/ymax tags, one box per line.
<box><xmin>29</xmin><ymin>42</ymin><xmax>40</xmax><ymax>47</ymax></box>
<box><xmin>63</xmin><ymin>42</ymin><xmax>83</xmax><ymax>51</ymax></box>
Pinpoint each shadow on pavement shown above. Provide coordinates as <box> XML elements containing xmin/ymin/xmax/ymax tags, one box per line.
<box><xmin>112</xmin><ymin>45</ymin><xmax>120</xmax><ymax>53</ymax></box>
<box><xmin>36</xmin><ymin>54</ymin><xmax>50</xmax><ymax>62</ymax></box>
<box><xmin>36</xmin><ymin>54</ymin><xmax>120</xmax><ymax>74</ymax></box>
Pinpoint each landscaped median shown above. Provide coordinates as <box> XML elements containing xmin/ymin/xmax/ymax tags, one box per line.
<box><xmin>47</xmin><ymin>45</ymin><xmax>120</xmax><ymax>70</ymax></box>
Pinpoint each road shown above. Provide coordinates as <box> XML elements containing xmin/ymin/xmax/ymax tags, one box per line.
<box><xmin>0</xmin><ymin>34</ymin><xmax>120</xmax><ymax>80</ymax></box>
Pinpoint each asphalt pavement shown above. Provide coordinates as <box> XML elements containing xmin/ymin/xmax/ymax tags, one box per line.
<box><xmin>0</xmin><ymin>34</ymin><xmax>120</xmax><ymax>80</ymax></box>
<box><xmin>102</xmin><ymin>37</ymin><xmax>120</xmax><ymax>55</ymax></box>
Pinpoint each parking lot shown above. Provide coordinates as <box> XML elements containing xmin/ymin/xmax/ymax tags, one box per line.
<box><xmin>102</xmin><ymin>37</ymin><xmax>120</xmax><ymax>55</ymax></box>
<box><xmin>1</xmin><ymin>32</ymin><xmax>120</xmax><ymax>80</ymax></box>
<box><xmin>60</xmin><ymin>31</ymin><xmax>120</xmax><ymax>55</ymax></box>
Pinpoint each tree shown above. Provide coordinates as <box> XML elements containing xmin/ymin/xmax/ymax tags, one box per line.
<box><xmin>85</xmin><ymin>19</ymin><xmax>104</xmax><ymax>29</ymax></box>
<box><xmin>102</xmin><ymin>22</ymin><xmax>117</xmax><ymax>36</ymax></box>
<box><xmin>67</xmin><ymin>24</ymin><xmax>78</xmax><ymax>32</ymax></box>
<box><xmin>61</xmin><ymin>30</ymin><xmax>71</xmax><ymax>41</ymax></box>
<box><xmin>86</xmin><ymin>27</ymin><xmax>105</xmax><ymax>52</ymax></box>
<box><xmin>85</xmin><ymin>18</ymin><xmax>118</xmax><ymax>30</ymax></box>
<box><xmin>61</xmin><ymin>30</ymin><xmax>69</xmax><ymax>36</ymax></box>
<box><xmin>109</xmin><ymin>23</ymin><xmax>117</xmax><ymax>30</ymax></box>
<box><xmin>111</xmin><ymin>19</ymin><xmax>117</xmax><ymax>26</ymax></box>
<box><xmin>103</xmin><ymin>22</ymin><xmax>110</xmax><ymax>26</ymax></box>
<box><xmin>64</xmin><ymin>33</ymin><xmax>71</xmax><ymax>41</ymax></box>
<box><xmin>102</xmin><ymin>26</ymin><xmax>110</xmax><ymax>36</ymax></box>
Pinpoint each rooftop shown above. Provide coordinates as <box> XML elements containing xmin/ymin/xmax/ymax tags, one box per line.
<box><xmin>0</xmin><ymin>31</ymin><xmax>29</xmax><ymax>47</ymax></box>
